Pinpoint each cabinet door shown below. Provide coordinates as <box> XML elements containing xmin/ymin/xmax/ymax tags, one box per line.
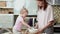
<box><xmin>46</xmin><ymin>0</ymin><xmax>54</xmax><ymax>5</ymax></box>
<box><xmin>47</xmin><ymin>0</ymin><xmax>60</xmax><ymax>5</ymax></box>
<box><xmin>0</xmin><ymin>14</ymin><xmax>13</xmax><ymax>28</ymax></box>
<box><xmin>55</xmin><ymin>0</ymin><xmax>60</xmax><ymax>5</ymax></box>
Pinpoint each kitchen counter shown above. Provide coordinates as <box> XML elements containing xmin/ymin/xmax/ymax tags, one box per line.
<box><xmin>54</xmin><ymin>24</ymin><xmax>60</xmax><ymax>33</ymax></box>
<box><xmin>54</xmin><ymin>25</ymin><xmax>60</xmax><ymax>27</ymax></box>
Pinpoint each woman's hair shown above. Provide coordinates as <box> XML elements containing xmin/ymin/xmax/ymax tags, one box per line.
<box><xmin>20</xmin><ymin>8</ymin><xmax>28</xmax><ymax>14</ymax></box>
<box><xmin>37</xmin><ymin>0</ymin><xmax>48</xmax><ymax>10</ymax></box>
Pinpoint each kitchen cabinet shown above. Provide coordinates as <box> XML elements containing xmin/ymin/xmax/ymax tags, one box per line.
<box><xmin>47</xmin><ymin>0</ymin><xmax>54</xmax><ymax>5</ymax></box>
<box><xmin>0</xmin><ymin>1</ymin><xmax>13</xmax><ymax>14</ymax></box>
<box><xmin>55</xmin><ymin>0</ymin><xmax>60</xmax><ymax>5</ymax></box>
<box><xmin>47</xmin><ymin>0</ymin><xmax>60</xmax><ymax>5</ymax></box>
<box><xmin>0</xmin><ymin>0</ymin><xmax>14</xmax><ymax>28</ymax></box>
<box><xmin>0</xmin><ymin>14</ymin><xmax>14</xmax><ymax>28</ymax></box>
<box><xmin>54</xmin><ymin>25</ymin><xmax>60</xmax><ymax>33</ymax></box>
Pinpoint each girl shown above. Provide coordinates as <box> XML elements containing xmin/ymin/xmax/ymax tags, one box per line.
<box><xmin>36</xmin><ymin>0</ymin><xmax>54</xmax><ymax>34</ymax></box>
<box><xmin>13</xmin><ymin>8</ymin><xmax>31</xmax><ymax>34</ymax></box>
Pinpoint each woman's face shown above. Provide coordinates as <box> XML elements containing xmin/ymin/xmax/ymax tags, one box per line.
<box><xmin>37</xmin><ymin>1</ymin><xmax>44</xmax><ymax>7</ymax></box>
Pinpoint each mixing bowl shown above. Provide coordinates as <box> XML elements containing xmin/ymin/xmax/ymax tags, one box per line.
<box><xmin>28</xmin><ymin>28</ymin><xmax>38</xmax><ymax>34</ymax></box>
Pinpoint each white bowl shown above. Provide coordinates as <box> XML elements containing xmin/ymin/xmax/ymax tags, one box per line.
<box><xmin>28</xmin><ymin>28</ymin><xmax>38</xmax><ymax>34</ymax></box>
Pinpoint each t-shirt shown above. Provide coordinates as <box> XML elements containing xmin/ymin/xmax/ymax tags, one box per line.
<box><xmin>13</xmin><ymin>15</ymin><xmax>23</xmax><ymax>31</ymax></box>
<box><xmin>37</xmin><ymin>5</ymin><xmax>54</xmax><ymax>29</ymax></box>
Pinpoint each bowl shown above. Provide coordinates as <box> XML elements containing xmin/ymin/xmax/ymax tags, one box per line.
<box><xmin>28</xmin><ymin>28</ymin><xmax>38</xmax><ymax>34</ymax></box>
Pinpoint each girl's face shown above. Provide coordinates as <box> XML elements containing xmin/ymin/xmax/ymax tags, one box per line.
<box><xmin>23</xmin><ymin>12</ymin><xmax>28</xmax><ymax>18</ymax></box>
<box><xmin>37</xmin><ymin>1</ymin><xmax>44</xmax><ymax>7</ymax></box>
<box><xmin>22</xmin><ymin>10</ymin><xmax>28</xmax><ymax>18</ymax></box>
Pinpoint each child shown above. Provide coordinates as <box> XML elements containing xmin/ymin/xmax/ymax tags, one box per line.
<box><xmin>13</xmin><ymin>8</ymin><xmax>31</xmax><ymax>34</ymax></box>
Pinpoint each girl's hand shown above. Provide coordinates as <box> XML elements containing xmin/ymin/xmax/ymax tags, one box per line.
<box><xmin>34</xmin><ymin>23</ymin><xmax>38</xmax><ymax>29</ymax></box>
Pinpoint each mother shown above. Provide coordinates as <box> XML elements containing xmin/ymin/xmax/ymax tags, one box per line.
<box><xmin>35</xmin><ymin>0</ymin><xmax>54</xmax><ymax>34</ymax></box>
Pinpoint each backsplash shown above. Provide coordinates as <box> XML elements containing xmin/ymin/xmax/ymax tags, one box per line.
<box><xmin>53</xmin><ymin>5</ymin><xmax>60</xmax><ymax>24</ymax></box>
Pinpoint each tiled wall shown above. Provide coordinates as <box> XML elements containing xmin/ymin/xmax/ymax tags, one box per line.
<box><xmin>53</xmin><ymin>5</ymin><xmax>60</xmax><ymax>23</ymax></box>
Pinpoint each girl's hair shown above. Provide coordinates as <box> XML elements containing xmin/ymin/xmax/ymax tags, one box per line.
<box><xmin>37</xmin><ymin>0</ymin><xmax>48</xmax><ymax>10</ymax></box>
<box><xmin>20</xmin><ymin>8</ymin><xmax>28</xmax><ymax>14</ymax></box>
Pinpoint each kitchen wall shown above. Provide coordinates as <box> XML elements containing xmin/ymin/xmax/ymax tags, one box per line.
<box><xmin>14</xmin><ymin>0</ymin><xmax>37</xmax><ymax>15</ymax></box>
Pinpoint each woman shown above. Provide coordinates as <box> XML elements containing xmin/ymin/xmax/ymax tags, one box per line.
<box><xmin>36</xmin><ymin>0</ymin><xmax>54</xmax><ymax>34</ymax></box>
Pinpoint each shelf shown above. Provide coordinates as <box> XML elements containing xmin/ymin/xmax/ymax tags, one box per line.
<box><xmin>0</xmin><ymin>7</ymin><xmax>13</xmax><ymax>9</ymax></box>
<box><xmin>0</xmin><ymin>0</ymin><xmax>13</xmax><ymax>1</ymax></box>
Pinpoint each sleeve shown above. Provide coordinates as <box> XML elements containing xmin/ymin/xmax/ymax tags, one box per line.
<box><xmin>20</xmin><ymin>17</ymin><xmax>24</xmax><ymax>22</ymax></box>
<box><xmin>15</xmin><ymin>16</ymin><xmax>24</xmax><ymax>23</ymax></box>
<box><xmin>48</xmin><ymin>6</ymin><xmax>54</xmax><ymax>22</ymax></box>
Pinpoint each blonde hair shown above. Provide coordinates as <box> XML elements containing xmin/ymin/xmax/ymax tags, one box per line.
<box><xmin>20</xmin><ymin>8</ymin><xmax>28</xmax><ymax>14</ymax></box>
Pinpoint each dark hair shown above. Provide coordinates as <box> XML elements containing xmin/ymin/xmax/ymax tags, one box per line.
<box><xmin>37</xmin><ymin>0</ymin><xmax>48</xmax><ymax>10</ymax></box>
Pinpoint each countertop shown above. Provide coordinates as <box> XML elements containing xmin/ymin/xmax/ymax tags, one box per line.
<box><xmin>54</xmin><ymin>24</ymin><xmax>60</xmax><ymax>27</ymax></box>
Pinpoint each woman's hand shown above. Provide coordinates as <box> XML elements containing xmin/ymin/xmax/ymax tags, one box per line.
<box><xmin>35</xmin><ymin>29</ymin><xmax>44</xmax><ymax>34</ymax></box>
<box><xmin>35</xmin><ymin>31</ymin><xmax>42</xmax><ymax>34</ymax></box>
<box><xmin>35</xmin><ymin>30</ymin><xmax>39</xmax><ymax>34</ymax></box>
